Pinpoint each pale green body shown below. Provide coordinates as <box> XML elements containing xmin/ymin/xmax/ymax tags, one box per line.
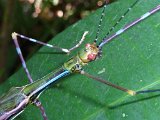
<box><xmin>0</xmin><ymin>44</ymin><xmax>99</xmax><ymax>120</ymax></box>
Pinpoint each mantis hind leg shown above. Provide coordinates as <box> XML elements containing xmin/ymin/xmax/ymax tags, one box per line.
<box><xmin>12</xmin><ymin>33</ymin><xmax>48</xmax><ymax>120</ymax></box>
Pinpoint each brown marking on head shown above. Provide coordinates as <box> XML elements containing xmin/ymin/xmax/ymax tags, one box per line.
<box><xmin>78</xmin><ymin>43</ymin><xmax>99</xmax><ymax>63</ymax></box>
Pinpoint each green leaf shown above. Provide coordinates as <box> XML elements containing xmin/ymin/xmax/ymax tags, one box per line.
<box><xmin>1</xmin><ymin>0</ymin><xmax>160</xmax><ymax>119</ymax></box>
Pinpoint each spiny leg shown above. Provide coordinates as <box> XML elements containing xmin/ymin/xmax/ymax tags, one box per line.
<box><xmin>98</xmin><ymin>4</ymin><xmax>160</xmax><ymax>48</ymax></box>
<box><xmin>94</xmin><ymin>0</ymin><xmax>139</xmax><ymax>44</ymax></box>
<box><xmin>94</xmin><ymin>1</ymin><xmax>107</xmax><ymax>43</ymax></box>
<box><xmin>81</xmin><ymin>70</ymin><xmax>160</xmax><ymax>96</ymax></box>
<box><xmin>12</xmin><ymin>31</ymin><xmax>88</xmax><ymax>53</ymax></box>
<box><xmin>102</xmin><ymin>0</ymin><xmax>140</xmax><ymax>40</ymax></box>
<box><xmin>12</xmin><ymin>33</ymin><xmax>48</xmax><ymax>120</ymax></box>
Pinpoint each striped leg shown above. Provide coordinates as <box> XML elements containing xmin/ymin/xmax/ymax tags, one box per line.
<box><xmin>34</xmin><ymin>100</ymin><xmax>48</xmax><ymax>120</ymax></box>
<box><xmin>94</xmin><ymin>3</ymin><xmax>107</xmax><ymax>43</ymax></box>
<box><xmin>99</xmin><ymin>4</ymin><xmax>160</xmax><ymax>47</ymax></box>
<box><xmin>81</xmin><ymin>70</ymin><xmax>160</xmax><ymax>96</ymax></box>
<box><xmin>94</xmin><ymin>0</ymin><xmax>139</xmax><ymax>44</ymax></box>
<box><xmin>12</xmin><ymin>33</ymin><xmax>48</xmax><ymax>120</ymax></box>
<box><xmin>12</xmin><ymin>31</ymin><xmax>88</xmax><ymax>53</ymax></box>
<box><xmin>12</xmin><ymin>32</ymin><xmax>33</xmax><ymax>83</ymax></box>
<box><xmin>103</xmin><ymin>0</ymin><xmax>140</xmax><ymax>39</ymax></box>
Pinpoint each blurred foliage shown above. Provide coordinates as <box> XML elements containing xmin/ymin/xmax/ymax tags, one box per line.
<box><xmin>1</xmin><ymin>0</ymin><xmax>160</xmax><ymax>119</ymax></box>
<box><xmin>0</xmin><ymin>0</ymin><xmax>113</xmax><ymax>83</ymax></box>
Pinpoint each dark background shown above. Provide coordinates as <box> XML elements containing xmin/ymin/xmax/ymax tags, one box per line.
<box><xmin>0</xmin><ymin>0</ymin><xmax>113</xmax><ymax>83</ymax></box>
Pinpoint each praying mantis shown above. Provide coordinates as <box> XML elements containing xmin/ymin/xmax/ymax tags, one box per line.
<box><xmin>0</xmin><ymin>0</ymin><xmax>160</xmax><ymax>119</ymax></box>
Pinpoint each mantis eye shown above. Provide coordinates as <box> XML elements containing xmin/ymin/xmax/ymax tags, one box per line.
<box><xmin>87</xmin><ymin>53</ymin><xmax>96</xmax><ymax>61</ymax></box>
<box><xmin>85</xmin><ymin>43</ymin><xmax>90</xmax><ymax>48</ymax></box>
